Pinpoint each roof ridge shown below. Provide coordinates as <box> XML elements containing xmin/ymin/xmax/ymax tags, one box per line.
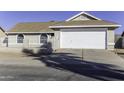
<box><xmin>17</xmin><ymin>21</ymin><xmax>62</xmax><ymax>24</ymax></box>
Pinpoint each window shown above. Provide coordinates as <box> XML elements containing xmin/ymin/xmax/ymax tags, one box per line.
<box><xmin>17</xmin><ymin>34</ymin><xmax>24</xmax><ymax>43</ymax></box>
<box><xmin>40</xmin><ymin>34</ymin><xmax>47</xmax><ymax>44</ymax></box>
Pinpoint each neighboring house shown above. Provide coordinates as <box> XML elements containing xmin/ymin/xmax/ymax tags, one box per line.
<box><xmin>0</xmin><ymin>27</ymin><xmax>7</xmax><ymax>47</ymax></box>
<box><xmin>121</xmin><ymin>32</ymin><xmax>124</xmax><ymax>48</ymax></box>
<box><xmin>6</xmin><ymin>12</ymin><xmax>120</xmax><ymax>50</ymax></box>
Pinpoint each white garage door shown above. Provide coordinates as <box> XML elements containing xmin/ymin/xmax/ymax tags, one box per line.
<box><xmin>60</xmin><ymin>30</ymin><xmax>106</xmax><ymax>49</ymax></box>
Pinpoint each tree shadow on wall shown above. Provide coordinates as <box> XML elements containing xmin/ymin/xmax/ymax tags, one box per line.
<box><xmin>22</xmin><ymin>42</ymin><xmax>124</xmax><ymax>81</ymax></box>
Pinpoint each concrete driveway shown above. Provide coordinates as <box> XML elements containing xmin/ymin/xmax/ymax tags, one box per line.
<box><xmin>56</xmin><ymin>49</ymin><xmax>124</xmax><ymax>68</ymax></box>
<box><xmin>49</xmin><ymin>49</ymin><xmax>124</xmax><ymax>80</ymax></box>
<box><xmin>83</xmin><ymin>49</ymin><xmax>124</xmax><ymax>69</ymax></box>
<box><xmin>0</xmin><ymin>49</ymin><xmax>124</xmax><ymax>80</ymax></box>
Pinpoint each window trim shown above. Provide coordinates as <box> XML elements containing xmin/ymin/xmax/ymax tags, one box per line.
<box><xmin>40</xmin><ymin>33</ymin><xmax>48</xmax><ymax>44</ymax></box>
<box><xmin>16</xmin><ymin>34</ymin><xmax>24</xmax><ymax>44</ymax></box>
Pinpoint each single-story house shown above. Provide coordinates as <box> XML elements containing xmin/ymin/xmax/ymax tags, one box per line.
<box><xmin>0</xmin><ymin>27</ymin><xmax>7</xmax><ymax>47</ymax></box>
<box><xmin>6</xmin><ymin>12</ymin><xmax>120</xmax><ymax>50</ymax></box>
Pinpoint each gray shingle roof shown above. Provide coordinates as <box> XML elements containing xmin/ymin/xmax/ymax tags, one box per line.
<box><xmin>9</xmin><ymin>22</ymin><xmax>60</xmax><ymax>32</ymax></box>
<box><xmin>8</xmin><ymin>20</ymin><xmax>119</xmax><ymax>33</ymax></box>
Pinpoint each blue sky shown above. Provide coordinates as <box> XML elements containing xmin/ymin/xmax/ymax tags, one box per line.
<box><xmin>0</xmin><ymin>11</ymin><xmax>123</xmax><ymax>35</ymax></box>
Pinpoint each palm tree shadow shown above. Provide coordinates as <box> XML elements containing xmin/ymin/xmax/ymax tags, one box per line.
<box><xmin>22</xmin><ymin>42</ymin><xmax>124</xmax><ymax>81</ymax></box>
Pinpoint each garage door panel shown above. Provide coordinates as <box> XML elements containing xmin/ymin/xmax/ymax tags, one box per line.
<box><xmin>60</xmin><ymin>31</ymin><xmax>106</xmax><ymax>49</ymax></box>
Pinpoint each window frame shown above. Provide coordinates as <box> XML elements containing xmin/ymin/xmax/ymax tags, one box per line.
<box><xmin>40</xmin><ymin>33</ymin><xmax>48</xmax><ymax>44</ymax></box>
<box><xmin>17</xmin><ymin>34</ymin><xmax>24</xmax><ymax>43</ymax></box>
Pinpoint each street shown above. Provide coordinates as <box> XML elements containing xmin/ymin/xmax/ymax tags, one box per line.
<box><xmin>0</xmin><ymin>64</ymin><xmax>99</xmax><ymax>81</ymax></box>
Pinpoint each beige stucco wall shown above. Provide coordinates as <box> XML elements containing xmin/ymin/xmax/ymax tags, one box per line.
<box><xmin>54</xmin><ymin>30</ymin><xmax>60</xmax><ymax>50</ymax></box>
<box><xmin>8</xmin><ymin>34</ymin><xmax>54</xmax><ymax>48</ymax></box>
<box><xmin>8</xmin><ymin>34</ymin><xmax>22</xmax><ymax>47</ymax></box>
<box><xmin>0</xmin><ymin>29</ymin><xmax>7</xmax><ymax>47</ymax></box>
<box><xmin>24</xmin><ymin>34</ymin><xmax>40</xmax><ymax>48</ymax></box>
<box><xmin>0</xmin><ymin>29</ymin><xmax>6</xmax><ymax>37</ymax></box>
<box><xmin>6</xmin><ymin>28</ymin><xmax>115</xmax><ymax>50</ymax></box>
<box><xmin>72</xmin><ymin>15</ymin><xmax>90</xmax><ymax>21</ymax></box>
<box><xmin>70</xmin><ymin>14</ymin><xmax>94</xmax><ymax>21</ymax></box>
<box><xmin>107</xmin><ymin>28</ymin><xmax>115</xmax><ymax>50</ymax></box>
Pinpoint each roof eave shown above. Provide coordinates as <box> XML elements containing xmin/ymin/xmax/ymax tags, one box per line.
<box><xmin>49</xmin><ymin>25</ymin><xmax>121</xmax><ymax>28</ymax></box>
<box><xmin>6</xmin><ymin>31</ymin><xmax>55</xmax><ymax>34</ymax></box>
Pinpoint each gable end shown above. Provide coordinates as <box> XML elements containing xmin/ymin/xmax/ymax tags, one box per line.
<box><xmin>66</xmin><ymin>12</ymin><xmax>101</xmax><ymax>21</ymax></box>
